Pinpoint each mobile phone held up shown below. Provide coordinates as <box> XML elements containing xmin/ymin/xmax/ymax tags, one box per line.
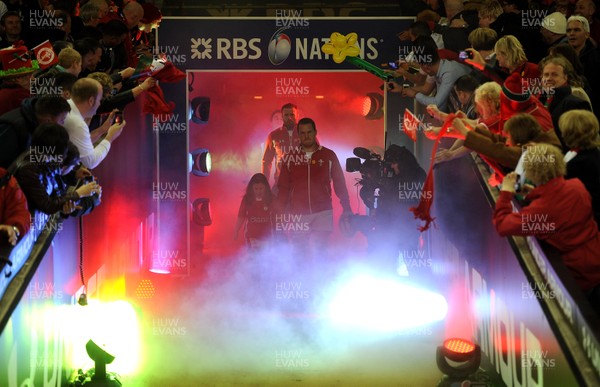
<box><xmin>113</xmin><ymin>111</ymin><xmax>123</xmax><ymax>124</ymax></box>
<box><xmin>388</xmin><ymin>61</ymin><xmax>399</xmax><ymax>69</ymax></box>
<box><xmin>459</xmin><ymin>50</ymin><xmax>473</xmax><ymax>60</ymax></box>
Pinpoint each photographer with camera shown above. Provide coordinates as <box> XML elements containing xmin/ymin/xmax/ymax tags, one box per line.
<box><xmin>57</xmin><ymin>143</ymin><xmax>102</xmax><ymax>217</ymax></box>
<box><xmin>12</xmin><ymin>124</ymin><xmax>101</xmax><ymax>216</ymax></box>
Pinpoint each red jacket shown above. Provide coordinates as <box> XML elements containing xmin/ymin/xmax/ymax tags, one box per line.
<box><xmin>261</xmin><ymin>127</ymin><xmax>300</xmax><ymax>184</ymax></box>
<box><xmin>494</xmin><ymin>177</ymin><xmax>600</xmax><ymax>291</ymax></box>
<box><xmin>0</xmin><ymin>168</ymin><xmax>30</xmax><ymax>237</ymax></box>
<box><xmin>276</xmin><ymin>146</ymin><xmax>351</xmax><ymax>215</ymax></box>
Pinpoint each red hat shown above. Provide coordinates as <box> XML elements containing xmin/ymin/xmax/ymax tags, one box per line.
<box><xmin>140</xmin><ymin>3</ymin><xmax>162</xmax><ymax>25</ymax></box>
<box><xmin>0</xmin><ymin>42</ymin><xmax>39</xmax><ymax>78</ymax></box>
<box><xmin>500</xmin><ymin>74</ymin><xmax>534</xmax><ymax>120</ymax></box>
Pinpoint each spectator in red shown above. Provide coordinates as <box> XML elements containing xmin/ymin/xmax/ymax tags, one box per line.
<box><xmin>500</xmin><ymin>73</ymin><xmax>554</xmax><ymax>135</ymax></box>
<box><xmin>473</xmin><ymin>81</ymin><xmax>502</xmax><ymax>134</ymax></box>
<box><xmin>494</xmin><ymin>144</ymin><xmax>600</xmax><ymax>310</ymax></box>
<box><xmin>0</xmin><ymin>167</ymin><xmax>30</xmax><ymax>246</ymax></box>
<box><xmin>496</xmin><ymin>35</ymin><xmax>540</xmax><ymax>84</ymax></box>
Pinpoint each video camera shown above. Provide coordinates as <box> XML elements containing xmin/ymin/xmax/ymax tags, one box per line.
<box><xmin>346</xmin><ymin>147</ymin><xmax>393</xmax><ymax>210</ymax></box>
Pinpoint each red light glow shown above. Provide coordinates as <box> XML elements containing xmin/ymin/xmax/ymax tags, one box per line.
<box><xmin>362</xmin><ymin>96</ymin><xmax>372</xmax><ymax>117</ymax></box>
<box><xmin>443</xmin><ymin>338</ymin><xmax>475</xmax><ymax>355</ymax></box>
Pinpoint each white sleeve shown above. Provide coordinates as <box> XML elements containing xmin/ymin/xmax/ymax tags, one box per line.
<box><xmin>65</xmin><ymin>114</ymin><xmax>111</xmax><ymax>169</ymax></box>
<box><xmin>81</xmin><ymin>139</ymin><xmax>111</xmax><ymax>169</ymax></box>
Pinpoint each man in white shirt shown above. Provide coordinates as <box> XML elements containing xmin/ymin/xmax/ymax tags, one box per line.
<box><xmin>63</xmin><ymin>78</ymin><xmax>125</xmax><ymax>169</ymax></box>
<box><xmin>399</xmin><ymin>36</ymin><xmax>471</xmax><ymax>112</ymax></box>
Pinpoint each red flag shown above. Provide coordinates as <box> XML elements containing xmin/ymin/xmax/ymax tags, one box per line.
<box><xmin>142</xmin><ymin>61</ymin><xmax>186</xmax><ymax>116</ymax></box>
<box><xmin>32</xmin><ymin>40</ymin><xmax>58</xmax><ymax>69</ymax></box>
<box><xmin>409</xmin><ymin>113</ymin><xmax>457</xmax><ymax>232</ymax></box>
<box><xmin>402</xmin><ymin>108</ymin><xmax>420</xmax><ymax>142</ymax></box>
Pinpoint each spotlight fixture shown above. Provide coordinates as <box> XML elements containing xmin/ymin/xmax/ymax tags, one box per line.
<box><xmin>85</xmin><ymin>339</ymin><xmax>120</xmax><ymax>386</ymax></box>
<box><xmin>192</xmin><ymin>198</ymin><xmax>212</xmax><ymax>226</ymax></box>
<box><xmin>189</xmin><ymin>148</ymin><xmax>211</xmax><ymax>177</ymax></box>
<box><xmin>190</xmin><ymin>96</ymin><xmax>210</xmax><ymax>124</ymax></box>
<box><xmin>362</xmin><ymin>92</ymin><xmax>384</xmax><ymax>120</ymax></box>
<box><xmin>436</xmin><ymin>338</ymin><xmax>481</xmax><ymax>381</ymax></box>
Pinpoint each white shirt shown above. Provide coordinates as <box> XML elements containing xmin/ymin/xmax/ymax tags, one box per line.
<box><xmin>64</xmin><ymin>99</ymin><xmax>110</xmax><ymax>169</ymax></box>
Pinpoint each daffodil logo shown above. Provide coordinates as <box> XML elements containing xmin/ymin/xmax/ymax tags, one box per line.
<box><xmin>268</xmin><ymin>27</ymin><xmax>292</xmax><ymax>65</ymax></box>
<box><xmin>191</xmin><ymin>38</ymin><xmax>212</xmax><ymax>60</ymax></box>
<box><xmin>321</xmin><ymin>32</ymin><xmax>360</xmax><ymax>64</ymax></box>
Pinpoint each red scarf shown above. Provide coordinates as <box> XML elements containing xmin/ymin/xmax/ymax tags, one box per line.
<box><xmin>410</xmin><ymin>113</ymin><xmax>456</xmax><ymax>232</ymax></box>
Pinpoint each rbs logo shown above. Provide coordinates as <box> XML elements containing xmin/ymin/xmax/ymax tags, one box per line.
<box><xmin>190</xmin><ymin>37</ymin><xmax>261</xmax><ymax>60</ymax></box>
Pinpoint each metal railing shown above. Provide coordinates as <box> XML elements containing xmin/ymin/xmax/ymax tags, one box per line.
<box><xmin>0</xmin><ymin>212</ymin><xmax>63</xmax><ymax>333</ymax></box>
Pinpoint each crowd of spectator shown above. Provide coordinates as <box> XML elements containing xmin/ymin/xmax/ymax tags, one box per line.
<box><xmin>0</xmin><ymin>0</ymin><xmax>160</xmax><ymax>250</ymax></box>
<box><xmin>392</xmin><ymin>0</ymin><xmax>600</xmax><ymax>310</ymax></box>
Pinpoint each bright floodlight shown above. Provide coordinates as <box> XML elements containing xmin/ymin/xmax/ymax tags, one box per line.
<box><xmin>62</xmin><ymin>299</ymin><xmax>140</xmax><ymax>377</ymax></box>
<box><xmin>327</xmin><ymin>275</ymin><xmax>448</xmax><ymax>332</ymax></box>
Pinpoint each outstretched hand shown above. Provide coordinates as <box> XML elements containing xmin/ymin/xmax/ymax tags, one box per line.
<box><xmin>0</xmin><ymin>225</ymin><xmax>18</xmax><ymax>246</ymax></box>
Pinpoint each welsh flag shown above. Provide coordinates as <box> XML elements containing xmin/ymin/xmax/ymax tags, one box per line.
<box><xmin>403</xmin><ymin>108</ymin><xmax>420</xmax><ymax>142</ymax></box>
<box><xmin>32</xmin><ymin>40</ymin><xmax>58</xmax><ymax>69</ymax></box>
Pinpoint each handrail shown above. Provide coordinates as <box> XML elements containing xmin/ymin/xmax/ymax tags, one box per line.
<box><xmin>0</xmin><ymin>212</ymin><xmax>63</xmax><ymax>334</ymax></box>
<box><xmin>471</xmin><ymin>153</ymin><xmax>600</xmax><ymax>385</ymax></box>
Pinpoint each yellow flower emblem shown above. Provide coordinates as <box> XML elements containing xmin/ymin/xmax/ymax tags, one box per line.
<box><xmin>321</xmin><ymin>32</ymin><xmax>360</xmax><ymax>64</ymax></box>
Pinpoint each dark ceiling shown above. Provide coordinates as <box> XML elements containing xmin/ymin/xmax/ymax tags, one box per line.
<box><xmin>158</xmin><ymin>1</ymin><xmax>417</xmax><ymax>17</ymax></box>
